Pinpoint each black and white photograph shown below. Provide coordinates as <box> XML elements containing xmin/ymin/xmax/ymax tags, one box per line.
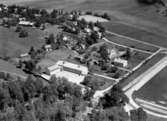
<box><xmin>0</xmin><ymin>0</ymin><xmax>167</xmax><ymax>121</ymax></box>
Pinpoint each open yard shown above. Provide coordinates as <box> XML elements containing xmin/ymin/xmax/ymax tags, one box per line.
<box><xmin>38</xmin><ymin>48</ymin><xmax>80</xmax><ymax>69</ymax></box>
<box><xmin>82</xmin><ymin>74</ymin><xmax>116</xmax><ymax>91</ymax></box>
<box><xmin>0</xmin><ymin>26</ymin><xmax>45</xmax><ymax>58</ymax></box>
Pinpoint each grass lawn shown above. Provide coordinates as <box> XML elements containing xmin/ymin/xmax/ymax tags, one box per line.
<box><xmin>84</xmin><ymin>75</ymin><xmax>116</xmax><ymax>91</ymax></box>
<box><xmin>147</xmin><ymin>115</ymin><xmax>167</xmax><ymax>121</ymax></box>
<box><xmin>103</xmin><ymin>22</ymin><xmax>167</xmax><ymax>48</ymax></box>
<box><xmin>44</xmin><ymin>24</ymin><xmax>62</xmax><ymax>36</ymax></box>
<box><xmin>38</xmin><ymin>48</ymin><xmax>79</xmax><ymax>68</ymax></box>
<box><xmin>105</xmin><ymin>33</ymin><xmax>159</xmax><ymax>53</ymax></box>
<box><xmin>0</xmin><ymin>59</ymin><xmax>26</xmax><ymax>76</ymax></box>
<box><xmin>0</xmin><ymin>26</ymin><xmax>45</xmax><ymax>57</ymax></box>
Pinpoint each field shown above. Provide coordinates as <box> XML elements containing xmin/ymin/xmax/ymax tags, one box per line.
<box><xmin>103</xmin><ymin>22</ymin><xmax>167</xmax><ymax>48</ymax></box>
<box><xmin>0</xmin><ymin>26</ymin><xmax>45</xmax><ymax>57</ymax></box>
<box><xmin>0</xmin><ymin>59</ymin><xmax>26</xmax><ymax>76</ymax></box>
<box><xmin>105</xmin><ymin>33</ymin><xmax>159</xmax><ymax>53</ymax></box>
<box><xmin>119</xmin><ymin>53</ymin><xmax>166</xmax><ymax>88</ymax></box>
<box><xmin>135</xmin><ymin>66</ymin><xmax>167</xmax><ymax>107</ymax></box>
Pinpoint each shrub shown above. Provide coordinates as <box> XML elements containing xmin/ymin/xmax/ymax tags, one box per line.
<box><xmin>15</xmin><ymin>26</ymin><xmax>22</xmax><ymax>32</ymax></box>
<box><xmin>19</xmin><ymin>29</ymin><xmax>28</xmax><ymax>38</ymax></box>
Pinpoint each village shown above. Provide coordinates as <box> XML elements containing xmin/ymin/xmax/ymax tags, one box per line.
<box><xmin>0</xmin><ymin>3</ymin><xmax>138</xmax><ymax>91</ymax></box>
<box><xmin>0</xmin><ymin>2</ymin><xmax>166</xmax><ymax>121</ymax></box>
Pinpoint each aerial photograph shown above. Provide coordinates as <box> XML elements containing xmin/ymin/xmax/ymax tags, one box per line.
<box><xmin>0</xmin><ymin>0</ymin><xmax>167</xmax><ymax>121</ymax></box>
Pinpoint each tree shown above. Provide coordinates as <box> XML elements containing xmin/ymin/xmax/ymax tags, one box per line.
<box><xmin>50</xmin><ymin>9</ymin><xmax>58</xmax><ymax>18</ymax></box>
<box><xmin>130</xmin><ymin>108</ymin><xmax>147</xmax><ymax>121</ymax></box>
<box><xmin>15</xmin><ymin>26</ymin><xmax>22</xmax><ymax>32</ymax></box>
<box><xmin>0</xmin><ymin>86</ymin><xmax>10</xmax><ymax>110</ymax></box>
<box><xmin>100</xmin><ymin>84</ymin><xmax>129</xmax><ymax>108</ymax></box>
<box><xmin>137</xmin><ymin>0</ymin><xmax>164</xmax><ymax>5</ymax></box>
<box><xmin>19</xmin><ymin>29</ymin><xmax>28</xmax><ymax>38</ymax></box>
<box><xmin>24</xmin><ymin>60</ymin><xmax>36</xmax><ymax>73</ymax></box>
<box><xmin>40</xmin><ymin>9</ymin><xmax>49</xmax><ymax>17</ymax></box>
<box><xmin>123</xmin><ymin>48</ymin><xmax>131</xmax><ymax>60</ymax></box>
<box><xmin>28</xmin><ymin>46</ymin><xmax>36</xmax><ymax>59</ymax></box>
<box><xmin>22</xmin><ymin>75</ymin><xmax>37</xmax><ymax>101</ymax></box>
<box><xmin>7</xmin><ymin>81</ymin><xmax>24</xmax><ymax>102</ymax></box>
<box><xmin>107</xmin><ymin>66</ymin><xmax>118</xmax><ymax>73</ymax></box>
<box><xmin>99</xmin><ymin>44</ymin><xmax>109</xmax><ymax>62</ymax></box>
<box><xmin>46</xmin><ymin>33</ymin><xmax>55</xmax><ymax>45</ymax></box>
<box><xmin>90</xmin><ymin>31</ymin><xmax>99</xmax><ymax>43</ymax></box>
<box><xmin>89</xmin><ymin>22</ymin><xmax>94</xmax><ymax>30</ymax></box>
<box><xmin>105</xmin><ymin>107</ymin><xmax>129</xmax><ymax>121</ymax></box>
<box><xmin>102</xmin><ymin>13</ymin><xmax>111</xmax><ymax>20</ymax></box>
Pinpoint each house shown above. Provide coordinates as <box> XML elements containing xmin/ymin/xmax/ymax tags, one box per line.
<box><xmin>109</xmin><ymin>49</ymin><xmax>126</xmax><ymax>60</ymax></box>
<box><xmin>84</xmin><ymin>27</ymin><xmax>92</xmax><ymax>35</ymax></box>
<box><xmin>42</xmin><ymin>61</ymin><xmax>88</xmax><ymax>84</ymax></box>
<box><xmin>109</xmin><ymin>49</ymin><xmax>119</xmax><ymax>59</ymax></box>
<box><xmin>19</xmin><ymin>53</ymin><xmax>31</xmax><ymax>62</ymax></box>
<box><xmin>19</xmin><ymin>21</ymin><xmax>34</xmax><ymax>27</ymax></box>
<box><xmin>113</xmin><ymin>58</ymin><xmax>128</xmax><ymax>67</ymax></box>
<box><xmin>44</xmin><ymin>44</ymin><xmax>52</xmax><ymax>52</ymax></box>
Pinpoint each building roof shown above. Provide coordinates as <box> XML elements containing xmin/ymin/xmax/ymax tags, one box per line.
<box><xmin>114</xmin><ymin>58</ymin><xmax>128</xmax><ymax>67</ymax></box>
<box><xmin>48</xmin><ymin>60</ymin><xmax>88</xmax><ymax>75</ymax></box>
<box><xmin>19</xmin><ymin>21</ymin><xmax>34</xmax><ymax>26</ymax></box>
<box><xmin>43</xmin><ymin>60</ymin><xmax>88</xmax><ymax>84</ymax></box>
<box><xmin>78</xmin><ymin>15</ymin><xmax>108</xmax><ymax>23</ymax></box>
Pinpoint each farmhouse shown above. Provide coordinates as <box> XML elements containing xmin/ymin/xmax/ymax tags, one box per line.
<box><xmin>42</xmin><ymin>61</ymin><xmax>88</xmax><ymax>84</ymax></box>
<box><xmin>78</xmin><ymin>15</ymin><xmax>108</xmax><ymax>23</ymax></box>
<box><xmin>44</xmin><ymin>44</ymin><xmax>52</xmax><ymax>52</ymax></box>
<box><xmin>19</xmin><ymin>21</ymin><xmax>34</xmax><ymax>26</ymax></box>
<box><xmin>109</xmin><ymin>49</ymin><xmax>126</xmax><ymax>60</ymax></box>
<box><xmin>113</xmin><ymin>58</ymin><xmax>128</xmax><ymax>67</ymax></box>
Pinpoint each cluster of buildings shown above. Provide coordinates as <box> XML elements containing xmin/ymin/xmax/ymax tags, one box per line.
<box><xmin>108</xmin><ymin>48</ymin><xmax>128</xmax><ymax>68</ymax></box>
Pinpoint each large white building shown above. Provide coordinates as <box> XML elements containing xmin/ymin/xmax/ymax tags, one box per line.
<box><xmin>19</xmin><ymin>21</ymin><xmax>34</xmax><ymax>26</ymax></box>
<box><xmin>42</xmin><ymin>61</ymin><xmax>88</xmax><ymax>84</ymax></box>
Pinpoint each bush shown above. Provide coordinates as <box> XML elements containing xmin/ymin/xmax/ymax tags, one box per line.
<box><xmin>85</xmin><ymin>11</ymin><xmax>93</xmax><ymax>15</ymax></box>
<box><xmin>19</xmin><ymin>29</ymin><xmax>28</xmax><ymax>38</ymax></box>
<box><xmin>137</xmin><ymin>0</ymin><xmax>161</xmax><ymax>4</ymax></box>
<box><xmin>15</xmin><ymin>26</ymin><xmax>22</xmax><ymax>32</ymax></box>
<box><xmin>102</xmin><ymin>13</ymin><xmax>111</xmax><ymax>20</ymax></box>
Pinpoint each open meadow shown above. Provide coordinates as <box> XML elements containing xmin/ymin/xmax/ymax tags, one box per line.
<box><xmin>0</xmin><ymin>26</ymin><xmax>45</xmax><ymax>57</ymax></box>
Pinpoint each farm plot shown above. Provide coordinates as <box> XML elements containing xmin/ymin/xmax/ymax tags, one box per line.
<box><xmin>105</xmin><ymin>33</ymin><xmax>159</xmax><ymax>53</ymax></box>
<box><xmin>103</xmin><ymin>22</ymin><xmax>167</xmax><ymax>48</ymax></box>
